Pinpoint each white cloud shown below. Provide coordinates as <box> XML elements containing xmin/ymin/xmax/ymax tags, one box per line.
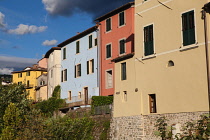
<box><xmin>7</xmin><ymin>24</ymin><xmax>47</xmax><ymax>35</ymax></box>
<box><xmin>0</xmin><ymin>68</ymin><xmax>14</xmax><ymax>75</ymax></box>
<box><xmin>0</xmin><ymin>12</ymin><xmax>6</xmax><ymax>28</ymax></box>
<box><xmin>42</xmin><ymin>39</ymin><xmax>57</xmax><ymax>46</ymax></box>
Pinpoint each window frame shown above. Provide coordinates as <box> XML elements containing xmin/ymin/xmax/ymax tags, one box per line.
<box><xmin>119</xmin><ymin>11</ymin><xmax>125</xmax><ymax>27</ymax></box>
<box><xmin>149</xmin><ymin>94</ymin><xmax>157</xmax><ymax>113</ymax></box>
<box><xmin>106</xmin><ymin>17</ymin><xmax>112</xmax><ymax>32</ymax></box>
<box><xmin>89</xmin><ymin>35</ymin><xmax>93</xmax><ymax>49</ymax></box>
<box><xmin>181</xmin><ymin>10</ymin><xmax>196</xmax><ymax>46</ymax></box>
<box><xmin>105</xmin><ymin>69</ymin><xmax>113</xmax><ymax>89</ymax></box>
<box><xmin>87</xmin><ymin>59</ymin><xmax>94</xmax><ymax>75</ymax></box>
<box><xmin>63</xmin><ymin>47</ymin><xmax>66</xmax><ymax>60</ymax></box>
<box><xmin>144</xmin><ymin>24</ymin><xmax>154</xmax><ymax>56</ymax></box>
<box><xmin>106</xmin><ymin>43</ymin><xmax>112</xmax><ymax>59</ymax></box>
<box><xmin>75</xmin><ymin>64</ymin><xmax>81</xmax><ymax>78</ymax></box>
<box><xmin>76</xmin><ymin>41</ymin><xmax>80</xmax><ymax>54</ymax></box>
<box><xmin>119</xmin><ymin>38</ymin><xmax>126</xmax><ymax>55</ymax></box>
<box><xmin>121</xmin><ymin>62</ymin><xmax>127</xmax><ymax>80</ymax></box>
<box><xmin>63</xmin><ymin>69</ymin><xmax>67</xmax><ymax>81</ymax></box>
<box><xmin>26</xmin><ymin>71</ymin><xmax>30</xmax><ymax>76</ymax></box>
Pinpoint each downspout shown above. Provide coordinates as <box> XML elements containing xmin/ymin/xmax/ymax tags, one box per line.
<box><xmin>202</xmin><ymin>3</ymin><xmax>210</xmax><ymax>116</ymax></box>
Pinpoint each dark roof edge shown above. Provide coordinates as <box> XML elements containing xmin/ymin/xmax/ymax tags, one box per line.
<box><xmin>44</xmin><ymin>47</ymin><xmax>61</xmax><ymax>58</ymax></box>
<box><xmin>11</xmin><ymin>69</ymin><xmax>47</xmax><ymax>74</ymax></box>
<box><xmin>111</xmin><ymin>53</ymin><xmax>134</xmax><ymax>63</ymax></box>
<box><xmin>58</xmin><ymin>25</ymin><xmax>98</xmax><ymax>48</ymax></box>
<box><xmin>95</xmin><ymin>1</ymin><xmax>134</xmax><ymax>22</ymax></box>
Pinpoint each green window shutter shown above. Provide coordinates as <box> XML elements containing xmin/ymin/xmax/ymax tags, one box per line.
<box><xmin>121</xmin><ymin>62</ymin><xmax>126</xmax><ymax>80</ymax></box>
<box><xmin>87</xmin><ymin>61</ymin><xmax>89</xmax><ymax>74</ymax></box>
<box><xmin>106</xmin><ymin>18</ymin><xmax>111</xmax><ymax>32</ymax></box>
<box><xmin>89</xmin><ymin>35</ymin><xmax>92</xmax><ymax>49</ymax></box>
<box><xmin>76</xmin><ymin>41</ymin><xmax>80</xmax><ymax>53</ymax></box>
<box><xmin>120</xmin><ymin>39</ymin><xmax>125</xmax><ymax>54</ymax></box>
<box><xmin>119</xmin><ymin>12</ymin><xmax>125</xmax><ymax>26</ymax></box>
<box><xmin>74</xmin><ymin>66</ymin><xmax>76</xmax><ymax>78</ymax></box>
<box><xmin>92</xmin><ymin>59</ymin><xmax>94</xmax><ymax>73</ymax></box>
<box><xmin>144</xmin><ymin>25</ymin><xmax>154</xmax><ymax>56</ymax></box>
<box><xmin>182</xmin><ymin>10</ymin><xmax>195</xmax><ymax>46</ymax></box>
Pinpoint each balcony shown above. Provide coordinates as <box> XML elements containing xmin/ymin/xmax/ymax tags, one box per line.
<box><xmin>24</xmin><ymin>84</ymin><xmax>34</xmax><ymax>89</ymax></box>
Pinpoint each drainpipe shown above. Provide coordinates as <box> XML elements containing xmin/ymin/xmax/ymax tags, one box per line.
<box><xmin>202</xmin><ymin>3</ymin><xmax>210</xmax><ymax>116</ymax></box>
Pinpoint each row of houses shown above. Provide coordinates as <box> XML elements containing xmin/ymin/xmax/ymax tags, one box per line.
<box><xmin>12</xmin><ymin>0</ymin><xmax>210</xmax><ymax>138</ymax></box>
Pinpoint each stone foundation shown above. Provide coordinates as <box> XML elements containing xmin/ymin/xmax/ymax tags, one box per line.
<box><xmin>110</xmin><ymin>111</ymin><xmax>208</xmax><ymax>140</ymax></box>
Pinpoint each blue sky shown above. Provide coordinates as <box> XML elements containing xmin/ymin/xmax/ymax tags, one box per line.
<box><xmin>0</xmin><ymin>0</ymin><xmax>132</xmax><ymax>74</ymax></box>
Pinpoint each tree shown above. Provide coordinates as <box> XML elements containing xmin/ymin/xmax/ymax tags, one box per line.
<box><xmin>52</xmin><ymin>85</ymin><xmax>61</xmax><ymax>99</ymax></box>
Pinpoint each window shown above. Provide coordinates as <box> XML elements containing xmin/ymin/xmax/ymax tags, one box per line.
<box><xmin>119</xmin><ymin>11</ymin><xmax>125</xmax><ymax>26</ymax></box>
<box><xmin>64</xmin><ymin>69</ymin><xmax>67</xmax><ymax>81</ymax></box>
<box><xmin>106</xmin><ymin>44</ymin><xmax>112</xmax><ymax>58</ymax></box>
<box><xmin>94</xmin><ymin>38</ymin><xmax>97</xmax><ymax>46</ymax></box>
<box><xmin>63</xmin><ymin>48</ymin><xmax>66</xmax><ymax>59</ymax></box>
<box><xmin>168</xmin><ymin>60</ymin><xmax>174</xmax><ymax>67</ymax></box>
<box><xmin>18</xmin><ymin>81</ymin><xmax>22</xmax><ymax>85</ymax></box>
<box><xmin>123</xmin><ymin>91</ymin><xmax>127</xmax><ymax>102</ymax></box>
<box><xmin>87</xmin><ymin>59</ymin><xmax>94</xmax><ymax>74</ymax></box>
<box><xmin>26</xmin><ymin>71</ymin><xmax>30</xmax><ymax>76</ymax></box>
<box><xmin>75</xmin><ymin>64</ymin><xmax>81</xmax><ymax>78</ymax></box>
<box><xmin>27</xmin><ymin>80</ymin><xmax>30</xmax><ymax>87</ymax></box>
<box><xmin>61</xmin><ymin>70</ymin><xmax>63</xmax><ymax>82</ymax></box>
<box><xmin>121</xmin><ymin>62</ymin><xmax>126</xmax><ymax>80</ymax></box>
<box><xmin>51</xmin><ymin>69</ymin><xmax>53</xmax><ymax>78</ymax></box>
<box><xmin>106</xmin><ymin>70</ymin><xmax>113</xmax><ymax>88</ymax></box>
<box><xmin>76</xmin><ymin>41</ymin><xmax>80</xmax><ymax>54</ymax></box>
<box><xmin>106</xmin><ymin>18</ymin><xmax>111</xmax><ymax>32</ymax></box>
<box><xmin>144</xmin><ymin>24</ymin><xmax>154</xmax><ymax>56</ymax></box>
<box><xmin>40</xmin><ymin>81</ymin><xmax>45</xmax><ymax>85</ymax></box>
<box><xmin>119</xmin><ymin>39</ymin><xmax>126</xmax><ymax>54</ymax></box>
<box><xmin>68</xmin><ymin>91</ymin><xmax>72</xmax><ymax>100</ymax></box>
<box><xmin>78</xmin><ymin>92</ymin><xmax>82</xmax><ymax>98</ymax></box>
<box><xmin>89</xmin><ymin>35</ymin><xmax>92</xmax><ymax>49</ymax></box>
<box><xmin>182</xmin><ymin>10</ymin><xmax>195</xmax><ymax>46</ymax></box>
<box><xmin>18</xmin><ymin>73</ymin><xmax>22</xmax><ymax>78</ymax></box>
<box><xmin>149</xmin><ymin>94</ymin><xmax>157</xmax><ymax>113</ymax></box>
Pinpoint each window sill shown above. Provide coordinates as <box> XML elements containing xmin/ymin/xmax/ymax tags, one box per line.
<box><xmin>141</xmin><ymin>54</ymin><xmax>156</xmax><ymax>60</ymax></box>
<box><xmin>105</xmin><ymin>30</ymin><xmax>112</xmax><ymax>34</ymax></box>
<box><xmin>118</xmin><ymin>24</ymin><xmax>126</xmax><ymax>28</ymax></box>
<box><xmin>179</xmin><ymin>43</ymin><xmax>198</xmax><ymax>52</ymax></box>
<box><xmin>105</xmin><ymin>57</ymin><xmax>112</xmax><ymax>60</ymax></box>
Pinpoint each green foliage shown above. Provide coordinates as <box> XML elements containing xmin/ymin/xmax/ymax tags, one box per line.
<box><xmin>46</xmin><ymin>116</ymin><xmax>95</xmax><ymax>139</ymax></box>
<box><xmin>1</xmin><ymin>103</ymin><xmax>21</xmax><ymax>140</ymax></box>
<box><xmin>0</xmin><ymin>84</ymin><xmax>31</xmax><ymax>133</ymax></box>
<box><xmin>155</xmin><ymin>115</ymin><xmax>210</xmax><ymax>140</ymax></box>
<box><xmin>52</xmin><ymin>85</ymin><xmax>61</xmax><ymax>99</ymax></box>
<box><xmin>99</xmin><ymin>120</ymin><xmax>110</xmax><ymax>140</ymax></box>
<box><xmin>35</xmin><ymin>97</ymin><xmax>65</xmax><ymax>117</ymax></box>
<box><xmin>91</xmin><ymin>96</ymin><xmax>113</xmax><ymax>114</ymax></box>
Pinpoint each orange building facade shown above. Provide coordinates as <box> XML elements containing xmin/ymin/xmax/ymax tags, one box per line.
<box><xmin>96</xmin><ymin>2</ymin><xmax>134</xmax><ymax>96</ymax></box>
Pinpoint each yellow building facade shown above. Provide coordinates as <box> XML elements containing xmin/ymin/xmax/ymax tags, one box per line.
<box><xmin>114</xmin><ymin>0</ymin><xmax>210</xmax><ymax>117</ymax></box>
<box><xmin>12</xmin><ymin>65</ymin><xmax>47</xmax><ymax>100</ymax></box>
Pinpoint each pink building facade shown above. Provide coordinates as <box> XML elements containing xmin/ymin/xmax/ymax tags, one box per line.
<box><xmin>96</xmin><ymin>2</ymin><xmax>134</xmax><ymax>96</ymax></box>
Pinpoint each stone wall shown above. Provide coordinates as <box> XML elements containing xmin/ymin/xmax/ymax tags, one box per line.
<box><xmin>110</xmin><ymin>111</ymin><xmax>208</xmax><ymax>140</ymax></box>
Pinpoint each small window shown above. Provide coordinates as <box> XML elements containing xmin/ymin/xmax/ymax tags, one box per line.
<box><xmin>144</xmin><ymin>24</ymin><xmax>154</xmax><ymax>56</ymax></box>
<box><xmin>123</xmin><ymin>91</ymin><xmax>127</xmax><ymax>102</ymax></box>
<box><xmin>121</xmin><ymin>62</ymin><xmax>126</xmax><ymax>80</ymax></box>
<box><xmin>76</xmin><ymin>41</ymin><xmax>80</xmax><ymax>54</ymax></box>
<box><xmin>61</xmin><ymin>70</ymin><xmax>63</xmax><ymax>82</ymax></box>
<box><xmin>182</xmin><ymin>10</ymin><xmax>195</xmax><ymax>46</ymax></box>
<box><xmin>68</xmin><ymin>91</ymin><xmax>72</xmax><ymax>100</ymax></box>
<box><xmin>75</xmin><ymin>64</ymin><xmax>81</xmax><ymax>78</ymax></box>
<box><xmin>106</xmin><ymin>44</ymin><xmax>112</xmax><ymax>58</ymax></box>
<box><xmin>26</xmin><ymin>71</ymin><xmax>30</xmax><ymax>76</ymax></box>
<box><xmin>87</xmin><ymin>59</ymin><xmax>94</xmax><ymax>74</ymax></box>
<box><xmin>27</xmin><ymin>80</ymin><xmax>30</xmax><ymax>87</ymax></box>
<box><xmin>119</xmin><ymin>39</ymin><xmax>126</xmax><ymax>54</ymax></box>
<box><xmin>106</xmin><ymin>70</ymin><xmax>113</xmax><ymax>88</ymax></box>
<box><xmin>18</xmin><ymin>73</ymin><xmax>22</xmax><ymax>78</ymax></box>
<box><xmin>63</xmin><ymin>69</ymin><xmax>67</xmax><ymax>81</ymax></box>
<box><xmin>18</xmin><ymin>81</ymin><xmax>22</xmax><ymax>85</ymax></box>
<box><xmin>89</xmin><ymin>35</ymin><xmax>92</xmax><ymax>49</ymax></box>
<box><xmin>106</xmin><ymin>18</ymin><xmax>111</xmax><ymax>32</ymax></box>
<box><xmin>149</xmin><ymin>94</ymin><xmax>157</xmax><ymax>113</ymax></box>
<box><xmin>94</xmin><ymin>38</ymin><xmax>97</xmax><ymax>46</ymax></box>
<box><xmin>63</xmin><ymin>48</ymin><xmax>66</xmax><ymax>60</ymax></box>
<box><xmin>168</xmin><ymin>60</ymin><xmax>174</xmax><ymax>67</ymax></box>
<box><xmin>78</xmin><ymin>92</ymin><xmax>82</xmax><ymax>98</ymax></box>
<box><xmin>119</xmin><ymin>11</ymin><xmax>125</xmax><ymax>26</ymax></box>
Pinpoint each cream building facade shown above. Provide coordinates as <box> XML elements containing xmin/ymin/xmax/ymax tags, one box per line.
<box><xmin>111</xmin><ymin>0</ymin><xmax>210</xmax><ymax>139</ymax></box>
<box><xmin>44</xmin><ymin>47</ymin><xmax>61</xmax><ymax>98</ymax></box>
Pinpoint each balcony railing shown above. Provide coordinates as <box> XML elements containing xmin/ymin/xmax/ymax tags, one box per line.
<box><xmin>66</xmin><ymin>94</ymin><xmax>92</xmax><ymax>108</ymax></box>
<box><xmin>24</xmin><ymin>84</ymin><xmax>34</xmax><ymax>89</ymax></box>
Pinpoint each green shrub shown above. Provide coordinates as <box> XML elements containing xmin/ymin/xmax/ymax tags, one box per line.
<box><xmin>52</xmin><ymin>85</ymin><xmax>61</xmax><ymax>99</ymax></box>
